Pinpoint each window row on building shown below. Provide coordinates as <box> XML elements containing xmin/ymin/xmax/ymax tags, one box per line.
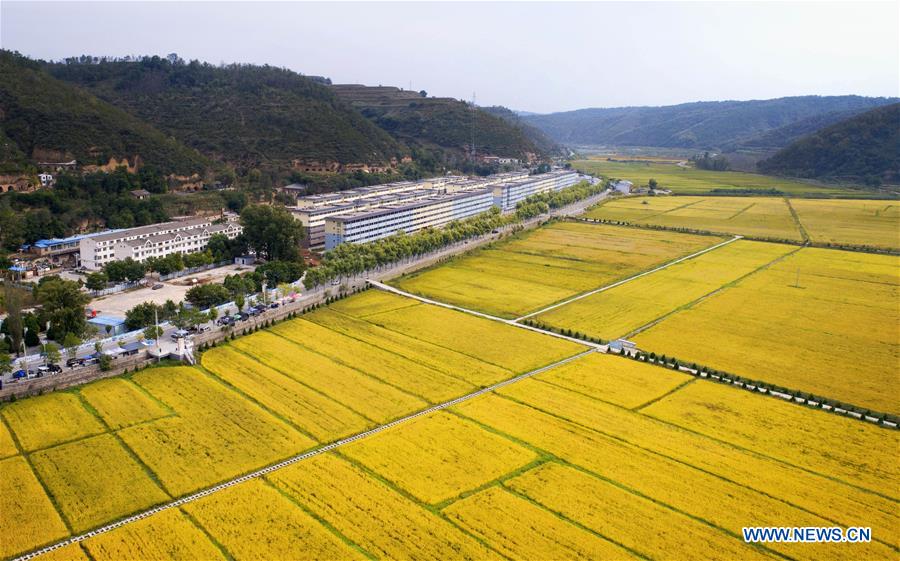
<box><xmin>79</xmin><ymin>215</ymin><xmax>242</xmax><ymax>270</ymax></box>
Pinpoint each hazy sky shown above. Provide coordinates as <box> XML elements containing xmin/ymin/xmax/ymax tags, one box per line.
<box><xmin>2</xmin><ymin>1</ymin><xmax>898</xmax><ymax>113</ymax></box>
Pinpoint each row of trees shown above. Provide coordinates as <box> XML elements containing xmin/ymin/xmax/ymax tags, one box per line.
<box><xmin>303</xmin><ymin>180</ymin><xmax>597</xmax><ymax>289</ymax></box>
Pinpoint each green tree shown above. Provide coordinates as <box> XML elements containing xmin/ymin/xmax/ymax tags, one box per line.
<box><xmin>34</xmin><ymin>277</ymin><xmax>90</xmax><ymax>341</ymax></box>
<box><xmin>62</xmin><ymin>332</ymin><xmax>81</xmax><ymax>360</ymax></box>
<box><xmin>104</xmin><ymin>258</ymin><xmax>147</xmax><ymax>283</ymax></box>
<box><xmin>234</xmin><ymin>293</ymin><xmax>245</xmax><ymax>312</ymax></box>
<box><xmin>185</xmin><ymin>284</ymin><xmax>231</xmax><ymax>309</ymax></box>
<box><xmin>2</xmin><ymin>284</ymin><xmax>24</xmax><ymax>354</ymax></box>
<box><xmin>143</xmin><ymin>325</ymin><xmax>163</xmax><ymax>340</ymax></box>
<box><xmin>0</xmin><ymin>341</ymin><xmax>11</xmax><ymax>376</ymax></box>
<box><xmin>85</xmin><ymin>272</ymin><xmax>109</xmax><ymax>291</ymax></box>
<box><xmin>239</xmin><ymin>205</ymin><xmax>304</xmax><ymax>261</ymax></box>
<box><xmin>43</xmin><ymin>342</ymin><xmax>61</xmax><ymax>365</ymax></box>
<box><xmin>24</xmin><ymin>328</ymin><xmax>40</xmax><ymax>348</ymax></box>
<box><xmin>648</xmin><ymin>178</ymin><xmax>658</xmax><ymax>189</ymax></box>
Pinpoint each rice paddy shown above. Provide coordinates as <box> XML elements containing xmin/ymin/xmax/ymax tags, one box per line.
<box><xmin>391</xmin><ymin>221</ymin><xmax>722</xmax><ymax>318</ymax></box>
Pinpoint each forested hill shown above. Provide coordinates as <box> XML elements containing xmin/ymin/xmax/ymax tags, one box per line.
<box><xmin>46</xmin><ymin>56</ymin><xmax>407</xmax><ymax>172</ymax></box>
<box><xmin>523</xmin><ymin>96</ymin><xmax>898</xmax><ymax>150</ymax></box>
<box><xmin>481</xmin><ymin>106</ymin><xmax>562</xmax><ymax>156</ymax></box>
<box><xmin>757</xmin><ymin>103</ymin><xmax>900</xmax><ymax>185</ymax></box>
<box><xmin>330</xmin><ymin>85</ymin><xmax>544</xmax><ymax>163</ymax></box>
<box><xmin>0</xmin><ymin>51</ymin><xmax>209</xmax><ymax>175</ymax></box>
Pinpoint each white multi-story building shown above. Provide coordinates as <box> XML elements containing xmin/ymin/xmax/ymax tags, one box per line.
<box><xmin>491</xmin><ymin>170</ymin><xmax>580</xmax><ymax>212</ymax></box>
<box><xmin>79</xmin><ymin>216</ymin><xmax>243</xmax><ymax>270</ymax></box>
<box><xmin>324</xmin><ymin>189</ymin><xmax>494</xmax><ymax>249</ymax></box>
<box><xmin>291</xmin><ymin>172</ymin><xmax>531</xmax><ymax>249</ymax></box>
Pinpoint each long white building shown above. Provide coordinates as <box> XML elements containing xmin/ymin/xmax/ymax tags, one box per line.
<box><xmin>79</xmin><ymin>215</ymin><xmax>242</xmax><ymax>270</ymax></box>
<box><xmin>321</xmin><ymin>170</ymin><xmax>583</xmax><ymax>250</ymax></box>
<box><xmin>492</xmin><ymin>170</ymin><xmax>581</xmax><ymax>211</ymax></box>
<box><xmin>292</xmin><ymin>172</ymin><xmax>530</xmax><ymax>249</ymax></box>
<box><xmin>324</xmin><ymin>189</ymin><xmax>495</xmax><ymax>249</ymax></box>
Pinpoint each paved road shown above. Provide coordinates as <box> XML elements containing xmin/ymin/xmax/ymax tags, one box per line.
<box><xmin>12</xmin><ymin>347</ymin><xmax>597</xmax><ymax>561</ymax></box>
<box><xmin>3</xmin><ymin>189</ymin><xmax>610</xmax><ymax>385</ymax></box>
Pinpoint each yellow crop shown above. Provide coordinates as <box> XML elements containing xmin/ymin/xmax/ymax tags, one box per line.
<box><xmin>202</xmin><ymin>345</ymin><xmax>371</xmax><ymax>442</ymax></box>
<box><xmin>0</xmin><ymin>419</ymin><xmax>17</xmax><ymax>458</ymax></box>
<box><xmin>30</xmin><ymin>433</ymin><xmax>168</xmax><ymax>532</ymax></box>
<box><xmin>267</xmin><ymin>454</ymin><xmax>500</xmax><ymax>561</ymax></box>
<box><xmin>0</xmin><ymin>456</ymin><xmax>69</xmax><ymax>559</ymax></box>
<box><xmin>79</xmin><ymin>378</ymin><xmax>169</xmax><ymax>430</ymax></box>
<box><xmin>307</xmin><ymin>307</ymin><xmax>511</xmax><ymax>387</ymax></box>
<box><xmin>634</xmin><ymin>248</ymin><xmax>899</xmax><ymax>411</ymax></box>
<box><xmin>587</xmin><ymin>196</ymin><xmax>803</xmax><ymax>241</ymax></box>
<box><xmin>643</xmin><ymin>380</ymin><xmax>900</xmax><ymax>499</ymax></box>
<box><xmin>329</xmin><ymin>287</ymin><xmax>423</xmax><ymax>317</ymax></box>
<box><xmin>507</xmin><ymin>462</ymin><xmax>772</xmax><ymax>561</ymax></box>
<box><xmin>342</xmin><ymin>411</ymin><xmax>536</xmax><ymax>504</ymax></box>
<box><xmin>120</xmin><ymin>367</ymin><xmax>312</xmax><ymax>496</ymax></box>
<box><xmin>246</xmin><ymin>326</ymin><xmax>427</xmax><ymax>422</ymax></box>
<box><xmin>1</xmin><ymin>392</ymin><xmax>104</xmax><ymax>452</ymax></box>
<box><xmin>261</xmin><ymin>318</ymin><xmax>473</xmax><ymax>403</ymax></box>
<box><xmin>393</xmin><ymin>221</ymin><xmax>719</xmax><ymax>317</ymax></box>
<box><xmin>443</xmin><ymin>486</ymin><xmax>631</xmax><ymax>560</ymax></box>
<box><xmin>538</xmin><ymin>240</ymin><xmax>795</xmax><ymax>340</ymax></box>
<box><xmin>499</xmin><ymin>375</ymin><xmax>900</xmax><ymax>539</ymax></box>
<box><xmin>37</xmin><ymin>544</ymin><xmax>91</xmax><ymax>561</ymax></box>
<box><xmin>792</xmin><ymin>198</ymin><xmax>900</xmax><ymax>249</ymax></box>
<box><xmin>82</xmin><ymin>508</ymin><xmax>225</xmax><ymax>561</ymax></box>
<box><xmin>360</xmin><ymin>296</ymin><xmax>584</xmax><ymax>373</ymax></box>
<box><xmin>453</xmin><ymin>394</ymin><xmax>897</xmax><ymax>560</ymax></box>
<box><xmin>184</xmin><ymin>479</ymin><xmax>366</xmax><ymax>560</ymax></box>
<box><xmin>535</xmin><ymin>351</ymin><xmax>690</xmax><ymax>408</ymax></box>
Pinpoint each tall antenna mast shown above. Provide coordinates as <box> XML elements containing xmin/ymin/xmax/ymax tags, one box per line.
<box><xmin>471</xmin><ymin>91</ymin><xmax>477</xmax><ymax>162</ymax></box>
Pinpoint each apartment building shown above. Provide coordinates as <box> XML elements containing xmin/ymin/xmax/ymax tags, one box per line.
<box><xmin>491</xmin><ymin>170</ymin><xmax>581</xmax><ymax>212</ymax></box>
<box><xmin>291</xmin><ymin>172</ymin><xmax>530</xmax><ymax>249</ymax></box>
<box><xmin>79</xmin><ymin>216</ymin><xmax>242</xmax><ymax>270</ymax></box>
<box><xmin>324</xmin><ymin>188</ymin><xmax>495</xmax><ymax>249</ymax></box>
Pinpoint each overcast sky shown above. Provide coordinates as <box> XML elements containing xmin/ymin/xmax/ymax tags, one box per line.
<box><xmin>2</xmin><ymin>1</ymin><xmax>897</xmax><ymax>113</ymax></box>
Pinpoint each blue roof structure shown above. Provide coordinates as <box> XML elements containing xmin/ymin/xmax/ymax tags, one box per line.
<box><xmin>25</xmin><ymin>229</ymin><xmax>124</xmax><ymax>251</ymax></box>
<box><xmin>87</xmin><ymin>316</ymin><xmax>126</xmax><ymax>327</ymax></box>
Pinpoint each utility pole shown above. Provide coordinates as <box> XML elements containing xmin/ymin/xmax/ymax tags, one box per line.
<box><xmin>154</xmin><ymin>308</ymin><xmax>161</xmax><ymax>363</ymax></box>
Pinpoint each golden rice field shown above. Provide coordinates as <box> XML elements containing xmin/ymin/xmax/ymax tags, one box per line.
<box><xmin>391</xmin><ymin>221</ymin><xmax>721</xmax><ymax>318</ymax></box>
<box><xmin>2</xmin><ymin>327</ymin><xmax>897</xmax><ymax>561</ymax></box>
<box><xmin>341</xmin><ymin>411</ymin><xmax>537</xmax><ymax>504</ymax></box>
<box><xmin>573</xmin><ymin>158</ymin><xmax>865</xmax><ymax>196</ymax></box>
<box><xmin>536</xmin><ymin>240</ymin><xmax>796</xmax><ymax>341</ymax></box>
<box><xmin>0</xmin><ymin>290</ymin><xmax>590</xmax><ymax>560</ymax></box>
<box><xmin>586</xmin><ymin>195</ymin><xmax>804</xmax><ymax>241</ymax></box>
<box><xmin>634</xmin><ymin>248</ymin><xmax>900</xmax><ymax>412</ymax></box>
<box><xmin>791</xmin><ymin>198</ymin><xmax>900</xmax><ymax>249</ymax></box>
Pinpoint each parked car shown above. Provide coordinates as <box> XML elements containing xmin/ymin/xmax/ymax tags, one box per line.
<box><xmin>269</xmin><ymin>302</ymin><xmax>279</xmax><ymax>309</ymax></box>
<box><xmin>247</xmin><ymin>308</ymin><xmax>261</xmax><ymax>317</ymax></box>
<box><xmin>46</xmin><ymin>364</ymin><xmax>62</xmax><ymax>373</ymax></box>
<box><xmin>171</xmin><ymin>329</ymin><xmax>190</xmax><ymax>340</ymax></box>
<box><xmin>12</xmin><ymin>369</ymin><xmax>27</xmax><ymax>380</ymax></box>
<box><xmin>151</xmin><ymin>283</ymin><xmax>164</xmax><ymax>290</ymax></box>
<box><xmin>26</xmin><ymin>370</ymin><xmax>39</xmax><ymax>380</ymax></box>
<box><xmin>239</xmin><ymin>312</ymin><xmax>250</xmax><ymax>321</ymax></box>
<box><xmin>216</xmin><ymin>317</ymin><xmax>232</xmax><ymax>326</ymax></box>
<box><xmin>66</xmin><ymin>357</ymin><xmax>86</xmax><ymax>368</ymax></box>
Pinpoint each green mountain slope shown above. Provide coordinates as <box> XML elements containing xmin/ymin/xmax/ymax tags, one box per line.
<box><xmin>524</xmin><ymin>96</ymin><xmax>898</xmax><ymax>150</ymax></box>
<box><xmin>0</xmin><ymin>51</ymin><xmax>209</xmax><ymax>175</ymax></box>
<box><xmin>46</xmin><ymin>56</ymin><xmax>407</xmax><ymax>172</ymax></box>
<box><xmin>758</xmin><ymin>103</ymin><xmax>900</xmax><ymax>184</ymax></box>
<box><xmin>481</xmin><ymin>105</ymin><xmax>562</xmax><ymax>155</ymax></box>
<box><xmin>330</xmin><ymin>85</ymin><xmax>544</xmax><ymax>161</ymax></box>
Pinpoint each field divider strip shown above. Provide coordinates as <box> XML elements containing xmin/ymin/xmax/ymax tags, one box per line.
<box><xmin>10</xmin><ymin>348</ymin><xmax>596</xmax><ymax>561</ymax></box>
<box><xmin>621</xmin><ymin>244</ymin><xmax>803</xmax><ymax>340</ymax></box>
<box><xmin>366</xmin><ymin>280</ymin><xmax>608</xmax><ymax>351</ymax></box>
<box><xmin>782</xmin><ymin>197</ymin><xmax>810</xmax><ymax>242</ymax></box>
<box><xmin>514</xmin><ymin>235</ymin><xmax>743</xmax><ymax>321</ymax></box>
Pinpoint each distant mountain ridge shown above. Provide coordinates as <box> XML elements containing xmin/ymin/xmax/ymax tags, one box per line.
<box><xmin>758</xmin><ymin>103</ymin><xmax>900</xmax><ymax>184</ymax></box>
<box><xmin>524</xmin><ymin>96</ymin><xmax>898</xmax><ymax>150</ymax></box>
